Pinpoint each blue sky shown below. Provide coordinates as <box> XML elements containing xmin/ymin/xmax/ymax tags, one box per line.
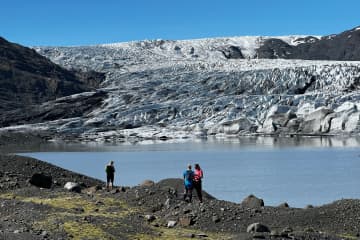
<box><xmin>1</xmin><ymin>0</ymin><xmax>359</xmax><ymax>46</ymax></box>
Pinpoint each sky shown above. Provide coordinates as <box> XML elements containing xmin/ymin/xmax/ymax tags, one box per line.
<box><xmin>0</xmin><ymin>0</ymin><xmax>359</xmax><ymax>46</ymax></box>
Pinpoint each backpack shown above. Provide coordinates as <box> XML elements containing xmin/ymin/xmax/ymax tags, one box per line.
<box><xmin>184</xmin><ymin>170</ymin><xmax>193</xmax><ymax>182</ymax></box>
<box><xmin>105</xmin><ymin>165</ymin><xmax>114</xmax><ymax>174</ymax></box>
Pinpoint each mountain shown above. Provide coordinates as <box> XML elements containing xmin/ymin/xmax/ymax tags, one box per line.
<box><xmin>2</xmin><ymin>27</ymin><xmax>360</xmax><ymax>141</ymax></box>
<box><xmin>0</xmin><ymin>37</ymin><xmax>105</xmax><ymax>114</ymax></box>
<box><xmin>257</xmin><ymin>26</ymin><xmax>360</xmax><ymax>60</ymax></box>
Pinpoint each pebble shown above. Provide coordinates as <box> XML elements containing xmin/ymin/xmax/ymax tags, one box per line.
<box><xmin>212</xmin><ymin>215</ymin><xmax>220</xmax><ymax>223</ymax></box>
<box><xmin>167</xmin><ymin>220</ymin><xmax>177</xmax><ymax>228</ymax></box>
<box><xmin>145</xmin><ymin>214</ymin><xmax>156</xmax><ymax>222</ymax></box>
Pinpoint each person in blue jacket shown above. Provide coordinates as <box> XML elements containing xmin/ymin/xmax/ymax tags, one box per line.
<box><xmin>183</xmin><ymin>164</ymin><xmax>194</xmax><ymax>202</ymax></box>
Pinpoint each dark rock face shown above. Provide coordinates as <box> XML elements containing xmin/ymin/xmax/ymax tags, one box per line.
<box><xmin>0</xmin><ymin>36</ymin><xmax>105</xmax><ymax>114</ymax></box>
<box><xmin>0</xmin><ymin>90</ymin><xmax>107</xmax><ymax>127</ymax></box>
<box><xmin>256</xmin><ymin>38</ymin><xmax>296</xmax><ymax>59</ymax></box>
<box><xmin>219</xmin><ymin>45</ymin><xmax>244</xmax><ymax>59</ymax></box>
<box><xmin>256</xmin><ymin>26</ymin><xmax>360</xmax><ymax>60</ymax></box>
<box><xmin>29</xmin><ymin>173</ymin><xmax>52</xmax><ymax>189</ymax></box>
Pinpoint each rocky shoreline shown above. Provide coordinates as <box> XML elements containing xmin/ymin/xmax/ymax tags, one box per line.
<box><xmin>1</xmin><ymin>151</ymin><xmax>360</xmax><ymax>240</ymax></box>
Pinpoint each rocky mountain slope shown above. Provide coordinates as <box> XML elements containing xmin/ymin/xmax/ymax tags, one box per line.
<box><xmin>1</xmin><ymin>27</ymin><xmax>360</xmax><ymax>141</ymax></box>
<box><xmin>257</xmin><ymin>26</ymin><xmax>360</xmax><ymax>60</ymax></box>
<box><xmin>0</xmin><ymin>37</ymin><xmax>105</xmax><ymax>124</ymax></box>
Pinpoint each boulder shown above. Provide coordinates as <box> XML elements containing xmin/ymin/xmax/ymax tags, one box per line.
<box><xmin>278</xmin><ymin>202</ymin><xmax>289</xmax><ymax>208</ymax></box>
<box><xmin>29</xmin><ymin>173</ymin><xmax>52</xmax><ymax>189</ymax></box>
<box><xmin>241</xmin><ymin>195</ymin><xmax>264</xmax><ymax>209</ymax></box>
<box><xmin>140</xmin><ymin>180</ymin><xmax>155</xmax><ymax>187</ymax></box>
<box><xmin>247</xmin><ymin>223</ymin><xmax>271</xmax><ymax>233</ymax></box>
<box><xmin>64</xmin><ymin>182</ymin><xmax>81</xmax><ymax>193</ymax></box>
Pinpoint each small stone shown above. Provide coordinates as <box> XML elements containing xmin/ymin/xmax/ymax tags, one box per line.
<box><xmin>73</xmin><ymin>207</ymin><xmax>85</xmax><ymax>213</ymax></box>
<box><xmin>183</xmin><ymin>233</ymin><xmax>195</xmax><ymax>238</ymax></box>
<box><xmin>270</xmin><ymin>230</ymin><xmax>280</xmax><ymax>237</ymax></box>
<box><xmin>183</xmin><ymin>208</ymin><xmax>191</xmax><ymax>214</ymax></box>
<box><xmin>64</xmin><ymin>182</ymin><xmax>81</xmax><ymax>193</ymax></box>
<box><xmin>145</xmin><ymin>215</ymin><xmax>156</xmax><ymax>222</ymax></box>
<box><xmin>212</xmin><ymin>215</ymin><xmax>220</xmax><ymax>223</ymax></box>
<box><xmin>167</xmin><ymin>220</ymin><xmax>177</xmax><ymax>228</ymax></box>
<box><xmin>164</xmin><ymin>198</ymin><xmax>171</xmax><ymax>209</ymax></box>
<box><xmin>282</xmin><ymin>226</ymin><xmax>293</xmax><ymax>234</ymax></box>
<box><xmin>196</xmin><ymin>233</ymin><xmax>208</xmax><ymax>237</ymax></box>
<box><xmin>179</xmin><ymin>216</ymin><xmax>194</xmax><ymax>227</ymax></box>
<box><xmin>110</xmin><ymin>188</ymin><xmax>120</xmax><ymax>194</ymax></box>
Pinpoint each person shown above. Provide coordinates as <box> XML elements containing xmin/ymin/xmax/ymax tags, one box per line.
<box><xmin>105</xmin><ymin>161</ymin><xmax>115</xmax><ymax>190</ymax></box>
<box><xmin>183</xmin><ymin>164</ymin><xmax>194</xmax><ymax>202</ymax></box>
<box><xmin>193</xmin><ymin>163</ymin><xmax>204</xmax><ymax>203</ymax></box>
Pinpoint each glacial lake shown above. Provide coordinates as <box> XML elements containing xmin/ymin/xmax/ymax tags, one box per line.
<box><xmin>17</xmin><ymin>136</ymin><xmax>360</xmax><ymax>208</ymax></box>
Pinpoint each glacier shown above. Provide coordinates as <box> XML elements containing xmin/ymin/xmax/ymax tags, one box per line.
<box><xmin>8</xmin><ymin>36</ymin><xmax>359</xmax><ymax>142</ymax></box>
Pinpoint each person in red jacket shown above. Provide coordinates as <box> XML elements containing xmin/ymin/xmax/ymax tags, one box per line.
<box><xmin>193</xmin><ymin>163</ymin><xmax>204</xmax><ymax>203</ymax></box>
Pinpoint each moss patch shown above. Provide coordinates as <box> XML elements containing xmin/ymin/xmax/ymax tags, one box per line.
<box><xmin>132</xmin><ymin>227</ymin><xmax>234</xmax><ymax>240</ymax></box>
<box><xmin>338</xmin><ymin>234</ymin><xmax>358</xmax><ymax>240</ymax></box>
<box><xmin>63</xmin><ymin>221</ymin><xmax>114</xmax><ymax>240</ymax></box>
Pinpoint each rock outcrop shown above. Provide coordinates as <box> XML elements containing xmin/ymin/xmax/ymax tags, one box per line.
<box><xmin>0</xmin><ymin>36</ymin><xmax>105</xmax><ymax>116</ymax></box>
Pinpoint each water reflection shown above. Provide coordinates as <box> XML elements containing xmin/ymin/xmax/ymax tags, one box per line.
<box><xmin>8</xmin><ymin>135</ymin><xmax>360</xmax><ymax>153</ymax></box>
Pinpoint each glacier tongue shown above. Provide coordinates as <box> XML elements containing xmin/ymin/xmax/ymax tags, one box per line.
<box><xmin>28</xmin><ymin>37</ymin><xmax>360</xmax><ymax>142</ymax></box>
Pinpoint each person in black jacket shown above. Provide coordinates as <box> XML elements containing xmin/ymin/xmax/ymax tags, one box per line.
<box><xmin>105</xmin><ymin>161</ymin><xmax>115</xmax><ymax>190</ymax></box>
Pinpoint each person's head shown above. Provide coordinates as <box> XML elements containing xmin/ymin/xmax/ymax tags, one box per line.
<box><xmin>195</xmin><ymin>163</ymin><xmax>200</xmax><ymax>170</ymax></box>
<box><xmin>110</xmin><ymin>161</ymin><xmax>114</xmax><ymax>165</ymax></box>
<box><xmin>187</xmin><ymin>164</ymin><xmax>192</xmax><ymax>170</ymax></box>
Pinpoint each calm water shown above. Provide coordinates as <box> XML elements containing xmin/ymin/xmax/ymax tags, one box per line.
<box><xmin>18</xmin><ymin>137</ymin><xmax>360</xmax><ymax>207</ymax></box>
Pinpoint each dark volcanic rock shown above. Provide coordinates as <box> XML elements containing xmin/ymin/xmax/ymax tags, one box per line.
<box><xmin>0</xmin><ymin>36</ymin><xmax>105</xmax><ymax>115</ymax></box>
<box><xmin>29</xmin><ymin>173</ymin><xmax>52</xmax><ymax>189</ymax></box>
<box><xmin>0</xmin><ymin>90</ymin><xmax>107</xmax><ymax>127</ymax></box>
<box><xmin>219</xmin><ymin>45</ymin><xmax>244</xmax><ymax>59</ymax></box>
<box><xmin>256</xmin><ymin>26</ymin><xmax>360</xmax><ymax>60</ymax></box>
<box><xmin>241</xmin><ymin>194</ymin><xmax>264</xmax><ymax>208</ymax></box>
<box><xmin>256</xmin><ymin>38</ymin><xmax>296</xmax><ymax>59</ymax></box>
